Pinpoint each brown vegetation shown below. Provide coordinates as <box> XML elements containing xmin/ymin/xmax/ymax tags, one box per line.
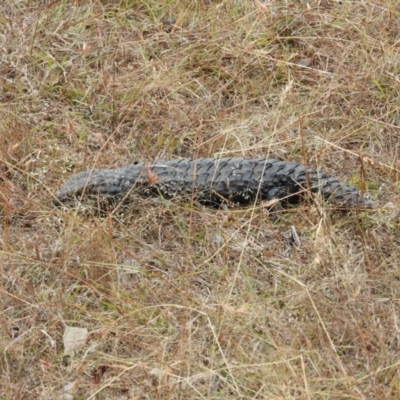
<box><xmin>1</xmin><ymin>1</ymin><xmax>400</xmax><ymax>398</ymax></box>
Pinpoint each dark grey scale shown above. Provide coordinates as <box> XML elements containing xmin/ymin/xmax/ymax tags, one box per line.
<box><xmin>195</xmin><ymin>170</ymin><xmax>210</xmax><ymax>185</ymax></box>
<box><xmin>230</xmin><ymin>189</ymin><xmax>255</xmax><ymax>205</ymax></box>
<box><xmin>153</xmin><ymin>169</ymin><xmax>171</xmax><ymax>180</ymax></box>
<box><xmin>90</xmin><ymin>178</ymin><xmax>101</xmax><ymax>187</ymax></box>
<box><xmin>274</xmin><ymin>163</ymin><xmax>287</xmax><ymax>175</ymax></box>
<box><xmin>183</xmin><ymin>176</ymin><xmax>198</xmax><ymax>186</ymax></box>
<box><xmin>254</xmin><ymin>159</ymin><xmax>273</xmax><ymax>175</ymax></box>
<box><xmin>282</xmin><ymin>162</ymin><xmax>298</xmax><ymax>173</ymax></box>
<box><xmin>54</xmin><ymin>157</ymin><xmax>373</xmax><ymax>209</ymax></box>
<box><xmin>122</xmin><ymin>180</ymin><xmax>132</xmax><ymax>189</ymax></box>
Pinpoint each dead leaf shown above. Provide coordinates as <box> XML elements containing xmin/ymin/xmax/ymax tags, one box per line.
<box><xmin>254</xmin><ymin>0</ymin><xmax>269</xmax><ymax>14</ymax></box>
<box><xmin>63</xmin><ymin>378</ymin><xmax>81</xmax><ymax>400</ymax></box>
<box><xmin>8</xmin><ymin>142</ymin><xmax>21</xmax><ymax>153</ymax></box>
<box><xmin>63</xmin><ymin>326</ymin><xmax>89</xmax><ymax>354</ymax></box>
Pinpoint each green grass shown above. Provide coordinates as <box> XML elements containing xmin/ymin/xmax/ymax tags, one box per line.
<box><xmin>1</xmin><ymin>0</ymin><xmax>400</xmax><ymax>399</ymax></box>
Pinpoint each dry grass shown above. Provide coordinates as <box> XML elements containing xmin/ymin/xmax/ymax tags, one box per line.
<box><xmin>1</xmin><ymin>0</ymin><xmax>400</xmax><ymax>398</ymax></box>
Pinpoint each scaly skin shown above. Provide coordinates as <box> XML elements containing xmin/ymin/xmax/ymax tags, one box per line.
<box><xmin>54</xmin><ymin>157</ymin><xmax>372</xmax><ymax>208</ymax></box>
